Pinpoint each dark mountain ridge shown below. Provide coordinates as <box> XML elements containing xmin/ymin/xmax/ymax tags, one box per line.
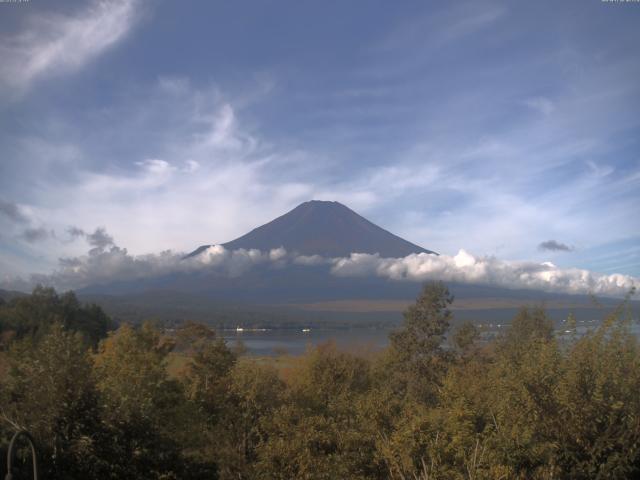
<box><xmin>187</xmin><ymin>200</ymin><xmax>436</xmax><ymax>258</ymax></box>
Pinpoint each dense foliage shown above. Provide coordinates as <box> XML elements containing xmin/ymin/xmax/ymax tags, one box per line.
<box><xmin>1</xmin><ymin>283</ymin><xmax>639</xmax><ymax>479</ymax></box>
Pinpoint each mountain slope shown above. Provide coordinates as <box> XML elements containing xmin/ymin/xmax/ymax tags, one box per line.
<box><xmin>76</xmin><ymin>200</ymin><xmax>636</xmax><ymax>323</ymax></box>
<box><xmin>188</xmin><ymin>200</ymin><xmax>436</xmax><ymax>258</ymax></box>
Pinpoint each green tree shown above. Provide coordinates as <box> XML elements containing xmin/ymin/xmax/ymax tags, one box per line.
<box><xmin>0</xmin><ymin>286</ymin><xmax>113</xmax><ymax>346</ymax></box>
<box><xmin>498</xmin><ymin>305</ymin><xmax>554</xmax><ymax>360</ymax></box>
<box><xmin>178</xmin><ymin>322</ymin><xmax>237</xmax><ymax>478</ymax></box>
<box><xmin>549</xmin><ymin>312</ymin><xmax>640</xmax><ymax>478</ymax></box>
<box><xmin>387</xmin><ymin>281</ymin><xmax>454</xmax><ymax>403</ymax></box>
<box><xmin>257</xmin><ymin>343</ymin><xmax>380</xmax><ymax>480</ymax></box>
<box><xmin>452</xmin><ymin>321</ymin><xmax>480</xmax><ymax>356</ymax></box>
<box><xmin>93</xmin><ymin>322</ymin><xmax>196</xmax><ymax>479</ymax></box>
<box><xmin>209</xmin><ymin>359</ymin><xmax>285</xmax><ymax>479</ymax></box>
<box><xmin>182</xmin><ymin>323</ymin><xmax>237</xmax><ymax>426</ymax></box>
<box><xmin>0</xmin><ymin>324</ymin><xmax>105</xmax><ymax>479</ymax></box>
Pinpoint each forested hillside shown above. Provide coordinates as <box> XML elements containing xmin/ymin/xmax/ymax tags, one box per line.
<box><xmin>1</xmin><ymin>284</ymin><xmax>639</xmax><ymax>479</ymax></box>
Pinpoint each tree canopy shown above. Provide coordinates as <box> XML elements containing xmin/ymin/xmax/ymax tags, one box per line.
<box><xmin>1</xmin><ymin>284</ymin><xmax>639</xmax><ymax>479</ymax></box>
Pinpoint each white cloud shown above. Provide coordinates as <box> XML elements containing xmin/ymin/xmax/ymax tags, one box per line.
<box><xmin>3</xmin><ymin>235</ymin><xmax>636</xmax><ymax>298</ymax></box>
<box><xmin>331</xmin><ymin>249</ymin><xmax>637</xmax><ymax>297</ymax></box>
<box><xmin>135</xmin><ymin>159</ymin><xmax>176</xmax><ymax>177</ymax></box>
<box><xmin>0</xmin><ymin>0</ymin><xmax>140</xmax><ymax>93</ymax></box>
<box><xmin>375</xmin><ymin>3</ymin><xmax>506</xmax><ymax>54</ymax></box>
<box><xmin>10</xmin><ymin>81</ymin><xmax>325</xmax><ymax>260</ymax></box>
<box><xmin>9</xmin><ymin>242</ymin><xmax>284</xmax><ymax>290</ymax></box>
<box><xmin>187</xmin><ymin>245</ymin><xmax>272</xmax><ymax>277</ymax></box>
<box><xmin>2</xmin><ymin>20</ymin><xmax>638</xmax><ymax>282</ymax></box>
<box><xmin>293</xmin><ymin>254</ymin><xmax>328</xmax><ymax>266</ymax></box>
<box><xmin>269</xmin><ymin>247</ymin><xmax>287</xmax><ymax>261</ymax></box>
<box><xmin>195</xmin><ymin>103</ymin><xmax>255</xmax><ymax>152</ymax></box>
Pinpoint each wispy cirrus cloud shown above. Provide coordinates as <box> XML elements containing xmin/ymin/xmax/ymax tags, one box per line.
<box><xmin>374</xmin><ymin>2</ymin><xmax>506</xmax><ymax>55</ymax></box>
<box><xmin>523</xmin><ymin>96</ymin><xmax>556</xmax><ymax>115</ymax></box>
<box><xmin>0</xmin><ymin>0</ymin><xmax>638</xmax><ymax>282</ymax></box>
<box><xmin>1</xmin><ymin>77</ymin><xmax>374</xmax><ymax>258</ymax></box>
<box><xmin>0</xmin><ymin>0</ymin><xmax>141</xmax><ymax>94</ymax></box>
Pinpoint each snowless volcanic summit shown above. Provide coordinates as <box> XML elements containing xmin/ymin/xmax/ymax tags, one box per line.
<box><xmin>187</xmin><ymin>200</ymin><xmax>437</xmax><ymax>258</ymax></box>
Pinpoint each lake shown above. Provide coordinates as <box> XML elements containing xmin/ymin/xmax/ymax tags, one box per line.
<box><xmin>222</xmin><ymin>319</ymin><xmax>640</xmax><ymax>356</ymax></box>
<box><xmin>221</xmin><ymin>326</ymin><xmax>395</xmax><ymax>356</ymax></box>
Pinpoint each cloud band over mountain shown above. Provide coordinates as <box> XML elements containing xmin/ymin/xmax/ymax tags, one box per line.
<box><xmin>3</xmin><ymin>239</ymin><xmax>636</xmax><ymax>298</ymax></box>
<box><xmin>330</xmin><ymin>250</ymin><xmax>635</xmax><ymax>298</ymax></box>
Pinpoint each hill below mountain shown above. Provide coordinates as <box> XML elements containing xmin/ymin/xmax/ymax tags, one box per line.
<box><xmin>0</xmin><ymin>288</ymin><xmax>28</xmax><ymax>302</ymax></box>
<box><xmin>187</xmin><ymin>200</ymin><xmax>436</xmax><ymax>258</ymax></box>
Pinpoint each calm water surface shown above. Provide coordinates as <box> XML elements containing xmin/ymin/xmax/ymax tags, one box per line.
<box><xmin>222</xmin><ymin>320</ymin><xmax>640</xmax><ymax>356</ymax></box>
<box><xmin>221</xmin><ymin>327</ymin><xmax>394</xmax><ymax>356</ymax></box>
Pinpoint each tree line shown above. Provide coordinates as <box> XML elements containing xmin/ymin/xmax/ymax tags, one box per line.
<box><xmin>0</xmin><ymin>283</ymin><xmax>639</xmax><ymax>479</ymax></box>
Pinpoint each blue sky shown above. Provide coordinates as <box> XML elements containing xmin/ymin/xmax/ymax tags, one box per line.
<box><xmin>0</xmin><ymin>0</ymin><xmax>639</xmax><ymax>287</ymax></box>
